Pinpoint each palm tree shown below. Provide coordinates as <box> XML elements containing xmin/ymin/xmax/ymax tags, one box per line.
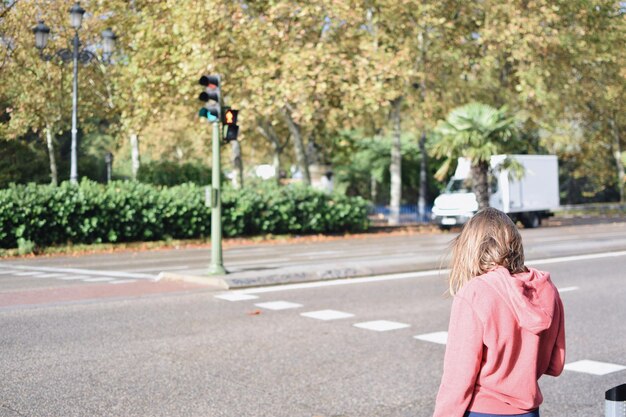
<box><xmin>431</xmin><ymin>102</ymin><xmax>520</xmax><ymax>210</ymax></box>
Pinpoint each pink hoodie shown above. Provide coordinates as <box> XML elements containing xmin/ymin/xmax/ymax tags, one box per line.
<box><xmin>433</xmin><ymin>267</ymin><xmax>565</xmax><ymax>417</ymax></box>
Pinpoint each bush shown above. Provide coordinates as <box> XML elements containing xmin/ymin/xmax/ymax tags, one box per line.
<box><xmin>0</xmin><ymin>139</ymin><xmax>50</xmax><ymax>188</ymax></box>
<box><xmin>0</xmin><ymin>180</ymin><xmax>370</xmax><ymax>249</ymax></box>
<box><xmin>137</xmin><ymin>161</ymin><xmax>211</xmax><ymax>186</ymax></box>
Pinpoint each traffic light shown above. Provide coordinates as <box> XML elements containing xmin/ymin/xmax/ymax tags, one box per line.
<box><xmin>222</xmin><ymin>108</ymin><xmax>239</xmax><ymax>142</ymax></box>
<box><xmin>223</xmin><ymin>108</ymin><xmax>238</xmax><ymax>125</ymax></box>
<box><xmin>198</xmin><ymin>74</ymin><xmax>221</xmax><ymax>122</ymax></box>
<box><xmin>225</xmin><ymin>125</ymin><xmax>239</xmax><ymax>142</ymax></box>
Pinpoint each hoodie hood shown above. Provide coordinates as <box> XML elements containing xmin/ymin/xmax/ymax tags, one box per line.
<box><xmin>483</xmin><ymin>266</ymin><xmax>557</xmax><ymax>334</ymax></box>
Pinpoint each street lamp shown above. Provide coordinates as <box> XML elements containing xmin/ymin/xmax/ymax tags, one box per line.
<box><xmin>69</xmin><ymin>3</ymin><xmax>85</xmax><ymax>29</ymax></box>
<box><xmin>32</xmin><ymin>3</ymin><xmax>117</xmax><ymax>185</ymax></box>
<box><xmin>104</xmin><ymin>152</ymin><xmax>113</xmax><ymax>183</ymax></box>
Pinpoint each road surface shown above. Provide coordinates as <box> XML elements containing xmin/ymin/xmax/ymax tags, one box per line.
<box><xmin>0</xmin><ymin>221</ymin><xmax>625</xmax><ymax>416</ymax></box>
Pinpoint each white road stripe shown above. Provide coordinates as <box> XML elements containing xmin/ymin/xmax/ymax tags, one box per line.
<box><xmin>14</xmin><ymin>271</ymin><xmax>43</xmax><ymax>276</ymax></box>
<box><xmin>414</xmin><ymin>331</ymin><xmax>448</xmax><ymax>345</ymax></box>
<box><xmin>83</xmin><ymin>277</ymin><xmax>115</xmax><ymax>283</ymax></box>
<box><xmin>558</xmin><ymin>286</ymin><xmax>579</xmax><ymax>293</ymax></box>
<box><xmin>33</xmin><ymin>273</ymin><xmax>67</xmax><ymax>278</ymax></box>
<box><xmin>298</xmin><ymin>250</ymin><xmax>342</xmax><ymax>256</ymax></box>
<box><xmin>525</xmin><ymin>230</ymin><xmax>626</xmax><ymax>243</ymax></box>
<box><xmin>241</xmin><ymin>270</ymin><xmax>447</xmax><ymax>294</ymax></box>
<box><xmin>124</xmin><ymin>265</ymin><xmax>191</xmax><ymax>273</ymax></box>
<box><xmin>564</xmin><ymin>360</ymin><xmax>626</xmax><ymax>376</ymax></box>
<box><xmin>526</xmin><ymin>250</ymin><xmax>626</xmax><ymax>266</ymax></box>
<box><xmin>301</xmin><ymin>310</ymin><xmax>354</xmax><ymax>321</ymax></box>
<box><xmin>6</xmin><ymin>265</ymin><xmax>157</xmax><ymax>280</ymax></box>
<box><xmin>223</xmin><ymin>258</ymin><xmax>291</xmax><ymax>267</ymax></box>
<box><xmin>58</xmin><ymin>275</ymin><xmax>91</xmax><ymax>280</ymax></box>
<box><xmin>109</xmin><ymin>279</ymin><xmax>137</xmax><ymax>285</ymax></box>
<box><xmin>255</xmin><ymin>301</ymin><xmax>303</xmax><ymax>311</ymax></box>
<box><xmin>215</xmin><ymin>293</ymin><xmax>259</xmax><ymax>301</ymax></box>
<box><xmin>353</xmin><ymin>320</ymin><xmax>410</xmax><ymax>332</ymax></box>
<box><xmin>0</xmin><ymin>270</ymin><xmax>19</xmax><ymax>275</ymax></box>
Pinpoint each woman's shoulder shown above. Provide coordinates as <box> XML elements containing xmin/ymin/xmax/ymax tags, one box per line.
<box><xmin>455</xmin><ymin>270</ymin><xmax>502</xmax><ymax>306</ymax></box>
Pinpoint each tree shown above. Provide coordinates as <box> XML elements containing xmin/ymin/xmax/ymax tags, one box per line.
<box><xmin>0</xmin><ymin>0</ymin><xmax>113</xmax><ymax>184</ymax></box>
<box><xmin>431</xmin><ymin>102</ymin><xmax>520</xmax><ymax>209</ymax></box>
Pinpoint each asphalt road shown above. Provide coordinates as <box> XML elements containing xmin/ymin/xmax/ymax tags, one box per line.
<box><xmin>1</xmin><ymin>221</ymin><xmax>625</xmax><ymax>416</ymax></box>
<box><xmin>2</xmin><ymin>220</ymin><xmax>626</xmax><ymax>291</ymax></box>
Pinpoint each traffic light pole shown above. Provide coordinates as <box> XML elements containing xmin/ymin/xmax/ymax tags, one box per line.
<box><xmin>208</xmin><ymin>120</ymin><xmax>226</xmax><ymax>275</ymax></box>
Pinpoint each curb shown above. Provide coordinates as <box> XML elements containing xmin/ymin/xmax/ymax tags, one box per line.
<box><xmin>157</xmin><ymin>272</ymin><xmax>230</xmax><ymax>290</ymax></box>
<box><xmin>158</xmin><ymin>260</ymin><xmax>440</xmax><ymax>290</ymax></box>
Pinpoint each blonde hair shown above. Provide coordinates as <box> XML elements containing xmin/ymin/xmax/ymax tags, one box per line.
<box><xmin>448</xmin><ymin>207</ymin><xmax>527</xmax><ymax>295</ymax></box>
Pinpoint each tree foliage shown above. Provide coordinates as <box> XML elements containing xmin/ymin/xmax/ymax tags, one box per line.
<box><xmin>431</xmin><ymin>103</ymin><xmax>521</xmax><ymax>209</ymax></box>
<box><xmin>1</xmin><ymin>0</ymin><xmax>624</xmax><ymax>205</ymax></box>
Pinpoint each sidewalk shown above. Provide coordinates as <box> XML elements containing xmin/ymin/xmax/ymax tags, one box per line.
<box><xmin>158</xmin><ymin>255</ymin><xmax>443</xmax><ymax>290</ymax></box>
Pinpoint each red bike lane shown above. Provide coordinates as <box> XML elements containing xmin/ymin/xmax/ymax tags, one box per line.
<box><xmin>0</xmin><ymin>279</ymin><xmax>211</xmax><ymax>310</ymax></box>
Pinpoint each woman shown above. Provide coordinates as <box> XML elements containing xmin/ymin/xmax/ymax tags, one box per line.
<box><xmin>433</xmin><ymin>208</ymin><xmax>565</xmax><ymax>417</ymax></box>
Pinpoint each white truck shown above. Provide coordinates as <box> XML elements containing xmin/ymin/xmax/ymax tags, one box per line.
<box><xmin>431</xmin><ymin>155</ymin><xmax>559</xmax><ymax>228</ymax></box>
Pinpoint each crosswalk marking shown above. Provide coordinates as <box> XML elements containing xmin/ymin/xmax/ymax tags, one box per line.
<box><xmin>564</xmin><ymin>360</ymin><xmax>626</xmax><ymax>376</ymax></box>
<box><xmin>414</xmin><ymin>331</ymin><xmax>448</xmax><ymax>345</ymax></box>
<box><xmin>0</xmin><ymin>268</ymin><xmax>158</xmax><ymax>285</ymax></box>
<box><xmin>301</xmin><ymin>310</ymin><xmax>354</xmax><ymax>321</ymax></box>
<box><xmin>215</xmin><ymin>293</ymin><xmax>260</xmax><ymax>301</ymax></box>
<box><xmin>557</xmin><ymin>286</ymin><xmax>579</xmax><ymax>293</ymax></box>
<box><xmin>6</xmin><ymin>265</ymin><xmax>156</xmax><ymax>280</ymax></box>
<box><xmin>353</xmin><ymin>320</ymin><xmax>410</xmax><ymax>332</ymax></box>
<box><xmin>255</xmin><ymin>301</ymin><xmax>303</xmax><ymax>311</ymax></box>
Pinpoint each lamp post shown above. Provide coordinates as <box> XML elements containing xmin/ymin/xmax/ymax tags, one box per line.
<box><xmin>104</xmin><ymin>152</ymin><xmax>113</xmax><ymax>183</ymax></box>
<box><xmin>32</xmin><ymin>3</ymin><xmax>117</xmax><ymax>185</ymax></box>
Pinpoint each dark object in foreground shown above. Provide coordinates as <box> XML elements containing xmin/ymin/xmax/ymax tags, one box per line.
<box><xmin>605</xmin><ymin>384</ymin><xmax>626</xmax><ymax>417</ymax></box>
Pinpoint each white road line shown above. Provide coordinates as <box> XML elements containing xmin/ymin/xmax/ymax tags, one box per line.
<box><xmin>32</xmin><ymin>273</ymin><xmax>67</xmax><ymax>278</ymax></box>
<box><xmin>525</xmin><ymin>230</ymin><xmax>626</xmax><ymax>243</ymax></box>
<box><xmin>564</xmin><ymin>360</ymin><xmax>626</xmax><ymax>376</ymax></box>
<box><xmin>558</xmin><ymin>286</ymin><xmax>579</xmax><ymax>293</ymax></box>
<box><xmin>223</xmin><ymin>258</ymin><xmax>291</xmax><ymax>267</ymax></box>
<box><xmin>255</xmin><ymin>301</ymin><xmax>303</xmax><ymax>311</ymax></box>
<box><xmin>215</xmin><ymin>293</ymin><xmax>259</xmax><ymax>302</ymax></box>
<box><xmin>58</xmin><ymin>275</ymin><xmax>91</xmax><ymax>280</ymax></box>
<box><xmin>241</xmin><ymin>270</ymin><xmax>447</xmax><ymax>294</ymax></box>
<box><xmin>414</xmin><ymin>331</ymin><xmax>448</xmax><ymax>345</ymax></box>
<box><xmin>240</xmin><ymin>249</ymin><xmax>626</xmax><ymax>294</ymax></box>
<box><xmin>300</xmin><ymin>310</ymin><xmax>354</xmax><ymax>321</ymax></box>
<box><xmin>0</xmin><ymin>270</ymin><xmax>19</xmax><ymax>275</ymax></box>
<box><xmin>353</xmin><ymin>320</ymin><xmax>410</xmax><ymax>332</ymax></box>
<box><xmin>109</xmin><ymin>279</ymin><xmax>137</xmax><ymax>285</ymax></box>
<box><xmin>14</xmin><ymin>271</ymin><xmax>43</xmax><ymax>276</ymax></box>
<box><xmin>6</xmin><ymin>265</ymin><xmax>157</xmax><ymax>280</ymax></box>
<box><xmin>297</xmin><ymin>250</ymin><xmax>342</xmax><ymax>256</ymax></box>
<box><xmin>83</xmin><ymin>277</ymin><xmax>115</xmax><ymax>283</ymax></box>
<box><xmin>125</xmin><ymin>265</ymin><xmax>191</xmax><ymax>273</ymax></box>
<box><xmin>526</xmin><ymin>250</ymin><xmax>626</xmax><ymax>266</ymax></box>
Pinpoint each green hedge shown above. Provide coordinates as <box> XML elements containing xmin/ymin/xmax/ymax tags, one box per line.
<box><xmin>0</xmin><ymin>180</ymin><xmax>370</xmax><ymax>249</ymax></box>
<box><xmin>137</xmin><ymin>161</ymin><xmax>212</xmax><ymax>186</ymax></box>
